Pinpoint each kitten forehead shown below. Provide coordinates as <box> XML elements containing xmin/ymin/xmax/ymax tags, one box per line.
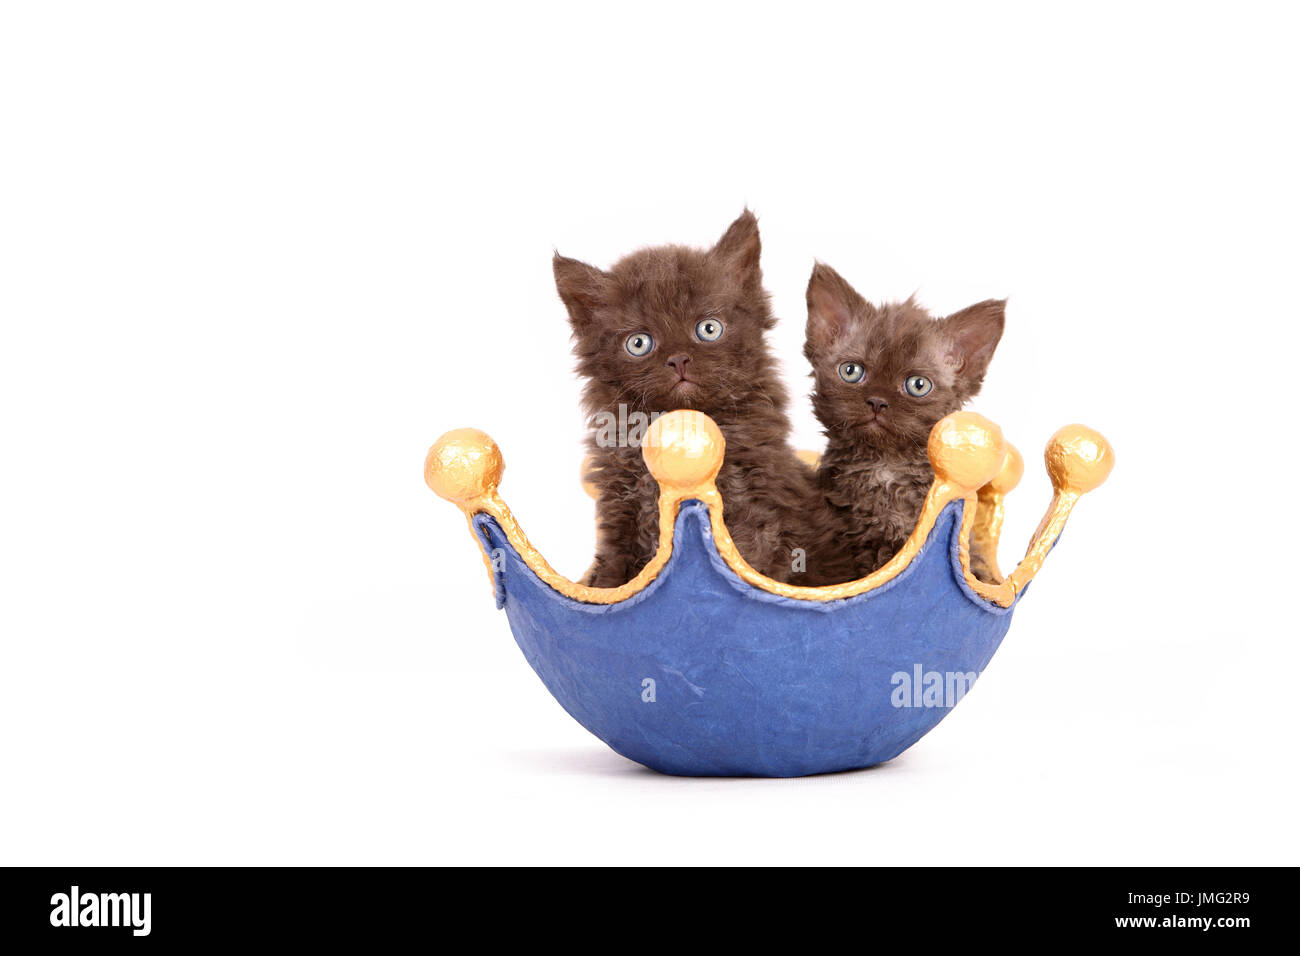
<box><xmin>824</xmin><ymin>299</ymin><xmax>949</xmax><ymax>370</ymax></box>
<box><xmin>607</xmin><ymin>245</ymin><xmax>734</xmax><ymax>300</ymax></box>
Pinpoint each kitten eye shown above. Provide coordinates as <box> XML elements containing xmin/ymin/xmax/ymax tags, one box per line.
<box><xmin>904</xmin><ymin>374</ymin><xmax>933</xmax><ymax>397</ymax></box>
<box><xmin>838</xmin><ymin>362</ymin><xmax>865</xmax><ymax>384</ymax></box>
<box><xmin>695</xmin><ymin>318</ymin><xmax>724</xmax><ymax>342</ymax></box>
<box><xmin>625</xmin><ymin>332</ymin><xmax>654</xmax><ymax>356</ymax></box>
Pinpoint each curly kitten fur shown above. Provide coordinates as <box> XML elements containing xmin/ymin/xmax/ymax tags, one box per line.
<box><xmin>554</xmin><ymin>211</ymin><xmax>852</xmax><ymax>588</ymax></box>
<box><xmin>803</xmin><ymin>263</ymin><xmax>1005</xmax><ymax>579</ymax></box>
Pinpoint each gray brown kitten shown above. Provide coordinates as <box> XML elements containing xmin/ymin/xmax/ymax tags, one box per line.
<box><xmin>555</xmin><ymin>212</ymin><xmax>853</xmax><ymax>588</ymax></box>
<box><xmin>803</xmin><ymin>263</ymin><xmax>1005</xmax><ymax>578</ymax></box>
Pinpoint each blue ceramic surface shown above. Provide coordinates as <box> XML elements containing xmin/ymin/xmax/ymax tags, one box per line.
<box><xmin>473</xmin><ymin>500</ymin><xmax>1016</xmax><ymax>777</ymax></box>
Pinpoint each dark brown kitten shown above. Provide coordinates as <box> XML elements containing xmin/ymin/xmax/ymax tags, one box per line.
<box><xmin>804</xmin><ymin>263</ymin><xmax>1005</xmax><ymax>578</ymax></box>
<box><xmin>554</xmin><ymin>211</ymin><xmax>850</xmax><ymax>588</ymax></box>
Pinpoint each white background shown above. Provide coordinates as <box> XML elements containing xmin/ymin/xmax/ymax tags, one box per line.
<box><xmin>2</xmin><ymin>2</ymin><xmax>1296</xmax><ymax>865</ymax></box>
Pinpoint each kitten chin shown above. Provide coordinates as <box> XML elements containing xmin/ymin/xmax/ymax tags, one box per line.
<box><xmin>803</xmin><ymin>262</ymin><xmax>1005</xmax><ymax>577</ymax></box>
<box><xmin>553</xmin><ymin>211</ymin><xmax>854</xmax><ymax>588</ymax></box>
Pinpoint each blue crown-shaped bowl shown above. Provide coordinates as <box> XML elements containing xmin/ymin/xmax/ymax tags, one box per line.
<box><xmin>426</xmin><ymin>410</ymin><xmax>1113</xmax><ymax>777</ymax></box>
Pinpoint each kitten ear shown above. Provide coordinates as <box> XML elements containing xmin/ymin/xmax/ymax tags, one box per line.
<box><xmin>942</xmin><ymin>299</ymin><xmax>1006</xmax><ymax>380</ymax></box>
<box><xmin>805</xmin><ymin>262</ymin><xmax>863</xmax><ymax>350</ymax></box>
<box><xmin>553</xmin><ymin>252</ymin><xmax>613</xmax><ymax>329</ymax></box>
<box><xmin>710</xmin><ymin>208</ymin><xmax>762</xmax><ymax>285</ymax></box>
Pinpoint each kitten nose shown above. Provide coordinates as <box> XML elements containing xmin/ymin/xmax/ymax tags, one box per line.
<box><xmin>866</xmin><ymin>397</ymin><xmax>889</xmax><ymax>413</ymax></box>
<box><xmin>666</xmin><ymin>354</ymin><xmax>691</xmax><ymax>376</ymax></box>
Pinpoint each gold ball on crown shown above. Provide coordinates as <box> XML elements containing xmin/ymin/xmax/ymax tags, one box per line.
<box><xmin>1045</xmin><ymin>424</ymin><xmax>1114</xmax><ymax>495</ymax></box>
<box><xmin>425</xmin><ymin>428</ymin><xmax>504</xmax><ymax>503</ymax></box>
<box><xmin>928</xmin><ymin>412</ymin><xmax>1007</xmax><ymax>493</ymax></box>
<box><xmin>642</xmin><ymin>410</ymin><xmax>726</xmax><ymax>491</ymax></box>
<box><xmin>985</xmin><ymin>442</ymin><xmax>1025</xmax><ymax>495</ymax></box>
